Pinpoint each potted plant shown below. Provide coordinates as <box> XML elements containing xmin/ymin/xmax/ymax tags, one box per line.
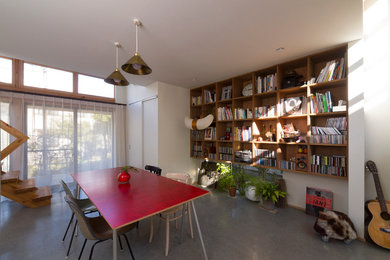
<box><xmin>216</xmin><ymin>163</ymin><xmax>237</xmax><ymax>197</ymax></box>
<box><xmin>244</xmin><ymin>175</ymin><xmax>263</xmax><ymax>202</ymax></box>
<box><xmin>256</xmin><ymin>181</ymin><xmax>287</xmax><ymax>210</ymax></box>
<box><xmin>232</xmin><ymin>165</ymin><xmax>246</xmax><ymax>196</ymax></box>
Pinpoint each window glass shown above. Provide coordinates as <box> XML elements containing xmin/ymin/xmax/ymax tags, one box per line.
<box><xmin>0</xmin><ymin>57</ymin><xmax>12</xmax><ymax>84</ymax></box>
<box><xmin>0</xmin><ymin>102</ymin><xmax>10</xmax><ymax>172</ymax></box>
<box><xmin>24</xmin><ymin>63</ymin><xmax>73</xmax><ymax>92</ymax></box>
<box><xmin>78</xmin><ymin>74</ymin><xmax>114</xmax><ymax>99</ymax></box>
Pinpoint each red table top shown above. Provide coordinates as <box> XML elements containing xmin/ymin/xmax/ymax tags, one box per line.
<box><xmin>72</xmin><ymin>167</ymin><xmax>209</xmax><ymax>229</ymax></box>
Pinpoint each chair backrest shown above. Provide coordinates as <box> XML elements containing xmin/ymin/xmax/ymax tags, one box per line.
<box><xmin>145</xmin><ymin>165</ymin><xmax>162</xmax><ymax>176</ymax></box>
<box><xmin>166</xmin><ymin>173</ymin><xmax>191</xmax><ymax>184</ymax></box>
<box><xmin>60</xmin><ymin>180</ymin><xmax>75</xmax><ymax>199</ymax></box>
<box><xmin>64</xmin><ymin>196</ymin><xmax>99</xmax><ymax>241</ymax></box>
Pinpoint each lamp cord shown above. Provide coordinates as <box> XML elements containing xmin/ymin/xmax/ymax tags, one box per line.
<box><xmin>115</xmin><ymin>45</ymin><xmax>118</xmax><ymax>69</ymax></box>
<box><xmin>135</xmin><ymin>24</ymin><xmax>138</xmax><ymax>53</ymax></box>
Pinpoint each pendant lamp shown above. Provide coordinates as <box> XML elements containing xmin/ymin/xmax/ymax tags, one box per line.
<box><xmin>104</xmin><ymin>42</ymin><xmax>129</xmax><ymax>86</ymax></box>
<box><xmin>121</xmin><ymin>18</ymin><xmax>152</xmax><ymax>75</ymax></box>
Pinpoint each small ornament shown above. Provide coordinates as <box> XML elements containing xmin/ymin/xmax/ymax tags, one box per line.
<box><xmin>117</xmin><ymin>166</ymin><xmax>137</xmax><ymax>184</ymax></box>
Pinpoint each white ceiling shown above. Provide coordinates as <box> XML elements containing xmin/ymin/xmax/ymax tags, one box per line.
<box><xmin>0</xmin><ymin>0</ymin><xmax>362</xmax><ymax>89</ymax></box>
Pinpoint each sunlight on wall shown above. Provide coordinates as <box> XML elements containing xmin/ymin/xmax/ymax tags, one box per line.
<box><xmin>363</xmin><ymin>0</ymin><xmax>389</xmax><ymax>112</ymax></box>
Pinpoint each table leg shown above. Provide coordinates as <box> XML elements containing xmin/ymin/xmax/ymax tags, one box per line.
<box><xmin>113</xmin><ymin>229</ymin><xmax>118</xmax><ymax>260</ymax></box>
<box><xmin>191</xmin><ymin>201</ymin><xmax>208</xmax><ymax>260</ymax></box>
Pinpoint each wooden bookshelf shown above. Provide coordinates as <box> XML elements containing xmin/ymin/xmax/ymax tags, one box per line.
<box><xmin>190</xmin><ymin>45</ymin><xmax>348</xmax><ymax>179</ymax></box>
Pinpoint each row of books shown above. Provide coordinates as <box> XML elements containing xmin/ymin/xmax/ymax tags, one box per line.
<box><xmin>310</xmin><ymin>134</ymin><xmax>347</xmax><ymax>144</ymax></box>
<box><xmin>254</xmin><ymin>105</ymin><xmax>276</xmax><ymax>118</ymax></box>
<box><xmin>204</xmin><ymin>127</ymin><xmax>216</xmax><ymax>140</ymax></box>
<box><xmin>192</xmin><ymin>143</ymin><xmax>202</xmax><ymax>157</ymax></box>
<box><xmin>255</xmin><ymin>158</ymin><xmax>276</xmax><ymax>167</ymax></box>
<box><xmin>280</xmin><ymin>96</ymin><xmax>307</xmax><ymax>116</ymax></box>
<box><xmin>234</xmin><ymin>126</ymin><xmax>252</xmax><ymax>141</ymax></box>
<box><xmin>254</xmin><ymin>148</ymin><xmax>276</xmax><ymax>159</ymax></box>
<box><xmin>316</xmin><ymin>57</ymin><xmax>346</xmax><ymax>83</ymax></box>
<box><xmin>256</xmin><ymin>73</ymin><xmax>277</xmax><ymax>93</ymax></box>
<box><xmin>279</xmin><ymin>160</ymin><xmax>296</xmax><ymax>170</ymax></box>
<box><xmin>311</xmin><ymin>154</ymin><xmax>346</xmax><ymax>167</ymax></box>
<box><xmin>219</xmin><ymin>154</ymin><xmax>233</xmax><ymax>161</ymax></box>
<box><xmin>309</xmin><ymin>91</ymin><xmax>333</xmax><ymax>113</ymax></box>
<box><xmin>208</xmin><ymin>153</ymin><xmax>217</xmax><ymax>160</ymax></box>
<box><xmin>326</xmin><ymin>117</ymin><xmax>347</xmax><ymax>131</ymax></box>
<box><xmin>191</xmin><ymin>130</ymin><xmax>202</xmax><ymax>140</ymax></box>
<box><xmin>221</xmin><ymin>85</ymin><xmax>232</xmax><ymax>100</ymax></box>
<box><xmin>311</xmin><ymin>126</ymin><xmax>342</xmax><ymax>135</ymax></box>
<box><xmin>219</xmin><ymin>146</ymin><xmax>233</xmax><ymax>154</ymax></box>
<box><xmin>234</xmin><ymin>108</ymin><xmax>253</xmax><ymax>120</ymax></box>
<box><xmin>192</xmin><ymin>96</ymin><xmax>202</xmax><ymax>106</ymax></box>
<box><xmin>310</xmin><ymin>165</ymin><xmax>347</xmax><ymax>177</ymax></box>
<box><xmin>217</xmin><ymin>106</ymin><xmax>233</xmax><ymax>120</ymax></box>
<box><xmin>204</xmin><ymin>90</ymin><xmax>216</xmax><ymax>103</ymax></box>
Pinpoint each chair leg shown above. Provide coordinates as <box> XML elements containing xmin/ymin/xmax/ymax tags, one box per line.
<box><xmin>165</xmin><ymin>215</ymin><xmax>170</xmax><ymax>256</ymax></box>
<box><xmin>78</xmin><ymin>239</ymin><xmax>87</xmax><ymax>260</ymax></box>
<box><xmin>187</xmin><ymin>202</ymin><xmax>194</xmax><ymax>239</ymax></box>
<box><xmin>122</xmin><ymin>234</ymin><xmax>135</xmax><ymax>260</ymax></box>
<box><xmin>89</xmin><ymin>240</ymin><xmax>104</xmax><ymax>260</ymax></box>
<box><xmin>180</xmin><ymin>206</ymin><xmax>186</xmax><ymax>243</ymax></box>
<box><xmin>62</xmin><ymin>213</ymin><xmax>74</xmax><ymax>242</ymax></box>
<box><xmin>66</xmin><ymin>219</ymin><xmax>78</xmax><ymax>258</ymax></box>
<box><xmin>149</xmin><ymin>216</ymin><xmax>154</xmax><ymax>243</ymax></box>
<box><xmin>174</xmin><ymin>212</ymin><xmax>178</xmax><ymax>229</ymax></box>
<box><xmin>118</xmin><ymin>235</ymin><xmax>123</xmax><ymax>251</ymax></box>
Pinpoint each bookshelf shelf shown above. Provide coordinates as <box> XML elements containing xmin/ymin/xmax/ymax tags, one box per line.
<box><xmin>190</xmin><ymin>45</ymin><xmax>348</xmax><ymax>180</ymax></box>
<box><xmin>309</xmin><ymin>143</ymin><xmax>347</xmax><ymax>147</ymax></box>
<box><xmin>309</xmin><ymin>111</ymin><xmax>347</xmax><ymax>117</ymax></box>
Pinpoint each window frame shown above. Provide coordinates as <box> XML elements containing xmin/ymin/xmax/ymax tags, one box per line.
<box><xmin>0</xmin><ymin>56</ymin><xmax>116</xmax><ymax>103</ymax></box>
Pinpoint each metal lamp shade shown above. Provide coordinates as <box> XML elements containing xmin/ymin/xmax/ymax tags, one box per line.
<box><xmin>104</xmin><ymin>69</ymin><xmax>129</xmax><ymax>86</ymax></box>
<box><xmin>121</xmin><ymin>52</ymin><xmax>152</xmax><ymax>75</ymax></box>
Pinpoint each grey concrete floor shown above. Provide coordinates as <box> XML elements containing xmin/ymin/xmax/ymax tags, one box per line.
<box><xmin>0</xmin><ymin>188</ymin><xmax>389</xmax><ymax>260</ymax></box>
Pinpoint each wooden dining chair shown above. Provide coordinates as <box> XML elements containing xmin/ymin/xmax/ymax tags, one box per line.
<box><xmin>145</xmin><ymin>165</ymin><xmax>162</xmax><ymax>176</ymax></box>
<box><xmin>65</xmin><ymin>196</ymin><xmax>136</xmax><ymax>260</ymax></box>
<box><xmin>149</xmin><ymin>173</ymin><xmax>193</xmax><ymax>256</ymax></box>
<box><xmin>60</xmin><ymin>180</ymin><xmax>97</xmax><ymax>259</ymax></box>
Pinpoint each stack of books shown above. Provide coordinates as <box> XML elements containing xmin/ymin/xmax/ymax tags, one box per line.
<box><xmin>192</xmin><ymin>96</ymin><xmax>202</xmax><ymax>106</ymax></box>
<box><xmin>221</xmin><ymin>85</ymin><xmax>232</xmax><ymax>100</ymax></box>
<box><xmin>204</xmin><ymin>90</ymin><xmax>216</xmax><ymax>103</ymax></box>
<box><xmin>256</xmin><ymin>73</ymin><xmax>277</xmax><ymax>93</ymax></box>
<box><xmin>217</xmin><ymin>106</ymin><xmax>233</xmax><ymax>120</ymax></box>
<box><xmin>316</xmin><ymin>57</ymin><xmax>346</xmax><ymax>83</ymax></box>
<box><xmin>310</xmin><ymin>126</ymin><xmax>347</xmax><ymax>144</ymax></box>
<box><xmin>254</xmin><ymin>105</ymin><xmax>276</xmax><ymax>118</ymax></box>
<box><xmin>234</xmin><ymin>108</ymin><xmax>253</xmax><ymax>120</ymax></box>
<box><xmin>234</xmin><ymin>126</ymin><xmax>252</xmax><ymax>141</ymax></box>
<box><xmin>309</xmin><ymin>91</ymin><xmax>333</xmax><ymax>113</ymax></box>
<box><xmin>311</xmin><ymin>154</ymin><xmax>346</xmax><ymax>176</ymax></box>
<box><xmin>254</xmin><ymin>148</ymin><xmax>276</xmax><ymax>167</ymax></box>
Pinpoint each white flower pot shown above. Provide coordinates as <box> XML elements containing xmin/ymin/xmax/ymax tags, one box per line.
<box><xmin>245</xmin><ymin>186</ymin><xmax>261</xmax><ymax>201</ymax></box>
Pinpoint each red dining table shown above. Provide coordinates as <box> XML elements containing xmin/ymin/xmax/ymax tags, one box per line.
<box><xmin>72</xmin><ymin>167</ymin><xmax>210</xmax><ymax>260</ymax></box>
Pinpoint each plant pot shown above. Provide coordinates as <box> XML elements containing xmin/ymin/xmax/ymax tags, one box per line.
<box><xmin>260</xmin><ymin>197</ymin><xmax>275</xmax><ymax>210</ymax></box>
<box><xmin>245</xmin><ymin>186</ymin><xmax>261</xmax><ymax>201</ymax></box>
<box><xmin>228</xmin><ymin>187</ymin><xmax>237</xmax><ymax>197</ymax></box>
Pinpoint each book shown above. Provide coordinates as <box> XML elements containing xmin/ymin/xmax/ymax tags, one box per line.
<box><xmin>306</xmin><ymin>187</ymin><xmax>333</xmax><ymax>216</ymax></box>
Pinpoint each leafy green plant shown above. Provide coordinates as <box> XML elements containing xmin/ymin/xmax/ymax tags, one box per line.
<box><xmin>256</xmin><ymin>181</ymin><xmax>287</xmax><ymax>204</ymax></box>
<box><xmin>216</xmin><ymin>163</ymin><xmax>235</xmax><ymax>192</ymax></box>
<box><xmin>244</xmin><ymin>175</ymin><xmax>264</xmax><ymax>191</ymax></box>
<box><xmin>232</xmin><ymin>165</ymin><xmax>246</xmax><ymax>195</ymax></box>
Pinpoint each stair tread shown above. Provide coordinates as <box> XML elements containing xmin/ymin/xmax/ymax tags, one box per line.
<box><xmin>13</xmin><ymin>179</ymin><xmax>37</xmax><ymax>193</ymax></box>
<box><xmin>31</xmin><ymin>186</ymin><xmax>52</xmax><ymax>201</ymax></box>
<box><xmin>1</xmin><ymin>171</ymin><xmax>20</xmax><ymax>183</ymax></box>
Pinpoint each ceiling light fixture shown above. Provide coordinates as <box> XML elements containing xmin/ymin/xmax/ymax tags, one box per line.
<box><xmin>121</xmin><ymin>18</ymin><xmax>152</xmax><ymax>75</ymax></box>
<box><xmin>104</xmin><ymin>42</ymin><xmax>129</xmax><ymax>86</ymax></box>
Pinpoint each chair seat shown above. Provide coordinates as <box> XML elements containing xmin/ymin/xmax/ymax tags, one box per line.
<box><xmin>88</xmin><ymin>216</ymin><xmax>136</xmax><ymax>240</ymax></box>
<box><xmin>76</xmin><ymin>198</ymin><xmax>97</xmax><ymax>212</ymax></box>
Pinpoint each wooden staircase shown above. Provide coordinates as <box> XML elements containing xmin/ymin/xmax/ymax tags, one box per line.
<box><xmin>1</xmin><ymin>171</ymin><xmax>52</xmax><ymax>208</ymax></box>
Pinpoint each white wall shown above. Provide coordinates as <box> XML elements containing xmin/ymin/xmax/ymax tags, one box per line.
<box><xmin>363</xmin><ymin>0</ymin><xmax>390</xmax><ymax>202</ymax></box>
<box><xmin>283</xmin><ymin>173</ymin><xmax>348</xmax><ymax>212</ymax></box>
<box><xmin>157</xmin><ymin>81</ymin><xmax>198</xmax><ymax>180</ymax></box>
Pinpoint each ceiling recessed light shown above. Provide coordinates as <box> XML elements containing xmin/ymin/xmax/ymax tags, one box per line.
<box><xmin>276</xmin><ymin>47</ymin><xmax>285</xmax><ymax>51</ymax></box>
